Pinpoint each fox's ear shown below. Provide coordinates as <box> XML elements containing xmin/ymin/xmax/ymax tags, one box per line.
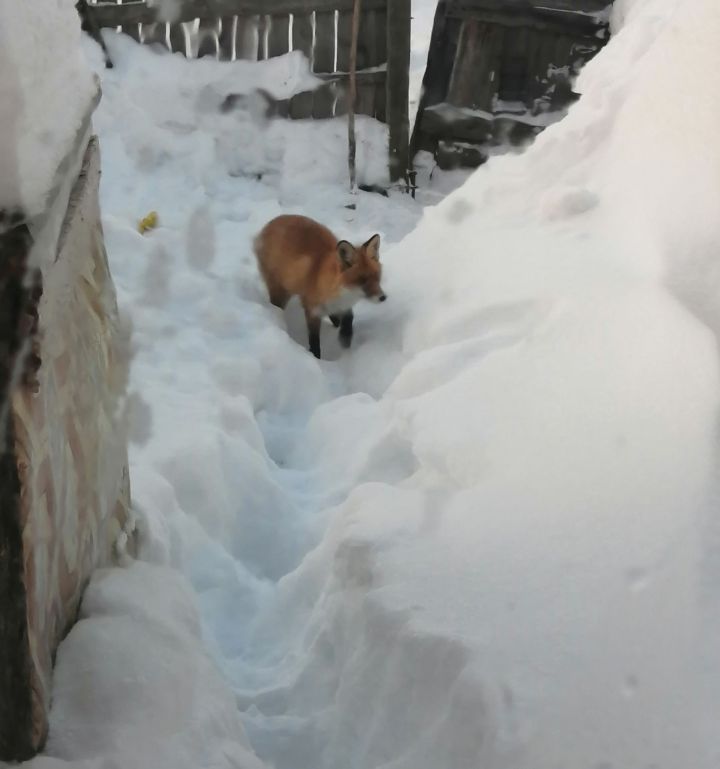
<box><xmin>337</xmin><ymin>240</ymin><xmax>357</xmax><ymax>269</ymax></box>
<box><xmin>364</xmin><ymin>234</ymin><xmax>381</xmax><ymax>261</ymax></box>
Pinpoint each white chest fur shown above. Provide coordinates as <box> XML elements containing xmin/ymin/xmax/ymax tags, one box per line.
<box><xmin>318</xmin><ymin>287</ymin><xmax>364</xmax><ymax>317</ymax></box>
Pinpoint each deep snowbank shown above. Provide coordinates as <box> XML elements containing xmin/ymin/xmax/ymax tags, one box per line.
<box><xmin>215</xmin><ymin>1</ymin><xmax>720</xmax><ymax>767</ymax></box>
<box><xmin>19</xmin><ymin>563</ymin><xmax>264</xmax><ymax>769</ymax></box>
<box><xmin>0</xmin><ymin>0</ymin><xmax>96</xmax><ymax>217</ymax></box>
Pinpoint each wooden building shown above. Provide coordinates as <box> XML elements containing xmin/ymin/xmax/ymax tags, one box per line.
<box><xmin>411</xmin><ymin>0</ymin><xmax>613</xmax><ymax>170</ymax></box>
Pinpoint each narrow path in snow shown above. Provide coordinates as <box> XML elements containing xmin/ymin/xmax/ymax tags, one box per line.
<box><xmin>88</xmin><ymin>33</ymin><xmax>447</xmax><ymax>769</ymax></box>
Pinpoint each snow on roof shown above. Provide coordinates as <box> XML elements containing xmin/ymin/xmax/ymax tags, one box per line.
<box><xmin>0</xmin><ymin>0</ymin><xmax>97</xmax><ymax>219</ymax></box>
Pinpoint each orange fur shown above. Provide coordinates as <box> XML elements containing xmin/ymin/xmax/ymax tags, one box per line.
<box><xmin>253</xmin><ymin>214</ymin><xmax>385</xmax><ymax>358</ymax></box>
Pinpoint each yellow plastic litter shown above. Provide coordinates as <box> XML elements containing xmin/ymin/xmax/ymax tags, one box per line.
<box><xmin>138</xmin><ymin>211</ymin><xmax>159</xmax><ymax>234</ymax></box>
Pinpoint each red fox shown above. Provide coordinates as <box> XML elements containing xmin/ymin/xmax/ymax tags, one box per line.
<box><xmin>253</xmin><ymin>214</ymin><xmax>386</xmax><ymax>359</ymax></box>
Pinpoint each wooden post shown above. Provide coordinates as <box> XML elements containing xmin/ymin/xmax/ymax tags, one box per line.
<box><xmin>347</xmin><ymin>0</ymin><xmax>362</xmax><ymax>195</ymax></box>
<box><xmin>386</xmin><ymin>0</ymin><xmax>411</xmax><ymax>184</ymax></box>
<box><xmin>0</xmin><ymin>222</ymin><xmax>36</xmax><ymax>763</ymax></box>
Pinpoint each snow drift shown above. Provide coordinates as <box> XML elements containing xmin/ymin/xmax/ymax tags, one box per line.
<box><xmin>214</xmin><ymin>1</ymin><xmax>720</xmax><ymax>767</ymax></box>
<box><xmin>0</xmin><ymin>0</ymin><xmax>96</xmax><ymax>217</ymax></box>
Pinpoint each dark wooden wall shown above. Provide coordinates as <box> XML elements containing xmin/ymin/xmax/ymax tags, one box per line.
<box><xmin>84</xmin><ymin>0</ymin><xmax>411</xmax><ymax>181</ymax></box>
<box><xmin>411</xmin><ymin>0</ymin><xmax>612</xmax><ymax>169</ymax></box>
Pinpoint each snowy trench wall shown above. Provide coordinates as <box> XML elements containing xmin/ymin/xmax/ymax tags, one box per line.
<box><xmin>0</xmin><ymin>0</ymin><xmax>132</xmax><ymax>761</ymax></box>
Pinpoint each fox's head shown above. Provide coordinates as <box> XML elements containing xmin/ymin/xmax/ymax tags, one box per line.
<box><xmin>337</xmin><ymin>234</ymin><xmax>386</xmax><ymax>303</ymax></box>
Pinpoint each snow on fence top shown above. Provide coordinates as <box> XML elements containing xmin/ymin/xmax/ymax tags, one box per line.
<box><xmin>0</xmin><ymin>0</ymin><xmax>97</xmax><ymax>220</ymax></box>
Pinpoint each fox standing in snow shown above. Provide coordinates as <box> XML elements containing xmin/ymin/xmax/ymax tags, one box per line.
<box><xmin>254</xmin><ymin>215</ymin><xmax>386</xmax><ymax>359</ymax></box>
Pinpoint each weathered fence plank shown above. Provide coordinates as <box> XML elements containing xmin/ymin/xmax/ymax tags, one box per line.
<box><xmin>257</xmin><ymin>14</ymin><xmax>268</xmax><ymax>58</ymax></box>
<box><xmin>235</xmin><ymin>15</ymin><xmax>258</xmax><ymax>59</ymax></box>
<box><xmin>218</xmin><ymin>15</ymin><xmax>236</xmax><ymax>59</ymax></box>
<box><xmin>142</xmin><ymin>21</ymin><xmax>169</xmax><ymax>48</ymax></box>
<box><xmin>358</xmin><ymin>8</ymin><xmax>374</xmax><ymax>69</ymax></box>
<box><xmin>313</xmin><ymin>11</ymin><xmax>335</xmax><ymax>73</ymax></box>
<box><xmin>336</xmin><ymin>10</ymin><xmax>353</xmax><ymax>72</ymax></box>
<box><xmin>292</xmin><ymin>11</ymin><xmax>314</xmax><ymax>61</ymax></box>
<box><xmin>198</xmin><ymin>18</ymin><xmax>220</xmax><ymax>57</ymax></box>
<box><xmin>169</xmin><ymin>21</ymin><xmax>188</xmax><ymax>54</ymax></box>
<box><xmin>268</xmin><ymin>13</ymin><xmax>290</xmax><ymax>57</ymax></box>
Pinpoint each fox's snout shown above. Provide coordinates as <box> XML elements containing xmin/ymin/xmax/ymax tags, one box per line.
<box><xmin>372</xmin><ymin>292</ymin><xmax>387</xmax><ymax>303</ymax></box>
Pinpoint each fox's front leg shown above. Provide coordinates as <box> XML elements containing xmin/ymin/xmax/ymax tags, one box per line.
<box><xmin>338</xmin><ymin>311</ymin><xmax>354</xmax><ymax>349</ymax></box>
<box><xmin>304</xmin><ymin>306</ymin><xmax>322</xmax><ymax>359</ymax></box>
<box><xmin>329</xmin><ymin>314</ymin><xmax>341</xmax><ymax>328</ymax></box>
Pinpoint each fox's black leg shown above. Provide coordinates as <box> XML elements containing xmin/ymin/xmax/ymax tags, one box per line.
<box><xmin>304</xmin><ymin>309</ymin><xmax>322</xmax><ymax>359</ymax></box>
<box><xmin>329</xmin><ymin>314</ymin><xmax>341</xmax><ymax>328</ymax></box>
<box><xmin>338</xmin><ymin>311</ymin><xmax>354</xmax><ymax>349</ymax></box>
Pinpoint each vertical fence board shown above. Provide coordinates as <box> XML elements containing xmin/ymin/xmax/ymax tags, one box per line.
<box><xmin>373</xmin><ymin>8</ymin><xmax>387</xmax><ymax>66</ymax></box>
<box><xmin>451</xmin><ymin>21</ymin><xmax>503</xmax><ymax>111</ymax></box>
<box><xmin>268</xmin><ymin>14</ymin><xmax>290</xmax><ymax>57</ymax></box>
<box><xmin>235</xmin><ymin>15</ymin><xmax>257</xmax><ymax>60</ymax></box>
<box><xmin>257</xmin><ymin>14</ymin><xmax>268</xmax><ymax>59</ymax></box>
<box><xmin>336</xmin><ymin>10</ymin><xmax>353</xmax><ymax>72</ymax></box>
<box><xmin>357</xmin><ymin>8</ymin><xmax>377</xmax><ymax>69</ymax></box>
<box><xmin>199</xmin><ymin>18</ymin><xmax>220</xmax><ymax>58</ymax></box>
<box><xmin>169</xmin><ymin>22</ymin><xmax>187</xmax><ymax>54</ymax></box>
<box><xmin>313</xmin><ymin>11</ymin><xmax>335</xmax><ymax>73</ymax></box>
<box><xmin>142</xmin><ymin>21</ymin><xmax>169</xmax><ymax>49</ymax></box>
<box><xmin>292</xmin><ymin>11</ymin><xmax>314</xmax><ymax>64</ymax></box>
<box><xmin>387</xmin><ymin>0</ymin><xmax>410</xmax><ymax>180</ymax></box>
<box><xmin>218</xmin><ymin>16</ymin><xmax>236</xmax><ymax>60</ymax></box>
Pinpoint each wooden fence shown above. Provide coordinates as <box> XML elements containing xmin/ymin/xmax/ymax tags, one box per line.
<box><xmin>411</xmin><ymin>0</ymin><xmax>612</xmax><ymax>169</ymax></box>
<box><xmin>84</xmin><ymin>0</ymin><xmax>411</xmax><ymax>181</ymax></box>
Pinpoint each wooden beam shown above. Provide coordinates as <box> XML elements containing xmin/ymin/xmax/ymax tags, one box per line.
<box><xmin>447</xmin><ymin>0</ymin><xmax>611</xmax><ymax>16</ymax></box>
<box><xmin>86</xmin><ymin>0</ymin><xmax>387</xmax><ymax>29</ymax></box>
<box><xmin>446</xmin><ymin>2</ymin><xmax>609</xmax><ymax>36</ymax></box>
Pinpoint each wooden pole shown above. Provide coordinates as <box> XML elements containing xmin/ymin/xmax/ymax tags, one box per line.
<box><xmin>387</xmin><ymin>0</ymin><xmax>411</xmax><ymax>184</ymax></box>
<box><xmin>347</xmin><ymin>0</ymin><xmax>362</xmax><ymax>197</ymax></box>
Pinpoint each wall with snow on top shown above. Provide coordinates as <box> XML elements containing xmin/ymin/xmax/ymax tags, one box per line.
<box><xmin>0</xmin><ymin>0</ymin><xmax>96</xmax><ymax>217</ymax></box>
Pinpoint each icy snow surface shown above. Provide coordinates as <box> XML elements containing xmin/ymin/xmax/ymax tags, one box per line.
<box><xmin>0</xmin><ymin>0</ymin><xmax>96</xmax><ymax>217</ymax></box>
<box><xmin>11</xmin><ymin>0</ymin><xmax>720</xmax><ymax>767</ymax></box>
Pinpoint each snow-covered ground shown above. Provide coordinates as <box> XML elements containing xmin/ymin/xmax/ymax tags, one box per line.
<box><xmin>8</xmin><ymin>0</ymin><xmax>720</xmax><ymax>767</ymax></box>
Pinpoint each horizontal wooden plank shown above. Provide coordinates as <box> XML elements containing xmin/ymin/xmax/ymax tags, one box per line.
<box><xmin>315</xmin><ymin>67</ymin><xmax>386</xmax><ymax>84</ymax></box>
<box><xmin>446</xmin><ymin>0</ymin><xmax>611</xmax><ymax>16</ymax></box>
<box><xmin>86</xmin><ymin>0</ymin><xmax>388</xmax><ymax>28</ymax></box>
<box><xmin>445</xmin><ymin>2</ymin><xmax>610</xmax><ymax>36</ymax></box>
<box><xmin>419</xmin><ymin>101</ymin><xmax>548</xmax><ymax>145</ymax></box>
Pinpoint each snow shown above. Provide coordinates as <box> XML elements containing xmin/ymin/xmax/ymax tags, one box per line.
<box><xmin>9</xmin><ymin>0</ymin><xmax>720</xmax><ymax>768</ymax></box>
<box><xmin>0</xmin><ymin>0</ymin><xmax>96</xmax><ymax>218</ymax></box>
